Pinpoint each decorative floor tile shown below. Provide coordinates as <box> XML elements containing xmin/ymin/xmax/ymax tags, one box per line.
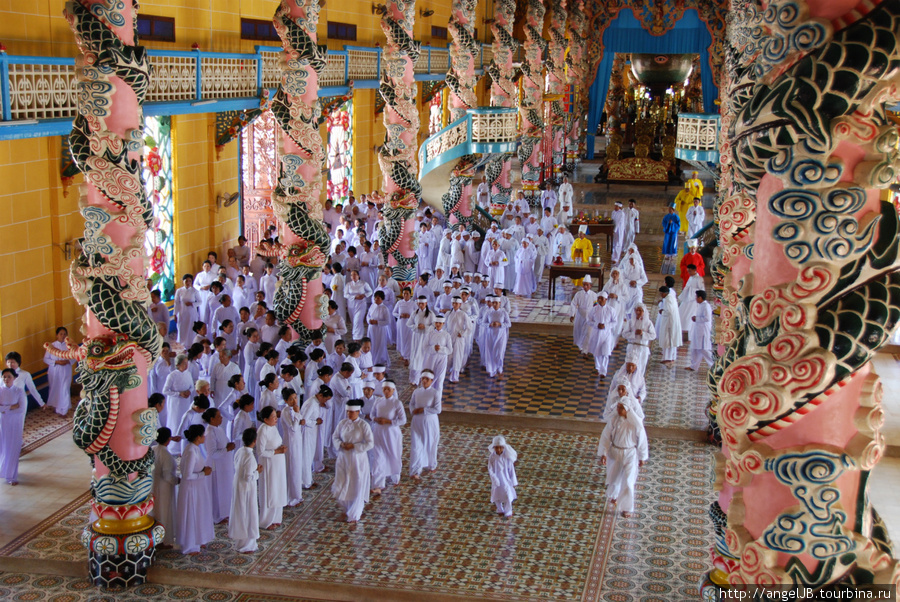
<box><xmin>21</xmin><ymin>409</ymin><xmax>72</xmax><ymax>457</ymax></box>
<box><xmin>0</xmin><ymin>425</ymin><xmax>717</xmax><ymax>602</ymax></box>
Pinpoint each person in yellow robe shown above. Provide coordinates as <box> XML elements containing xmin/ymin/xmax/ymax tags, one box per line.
<box><xmin>687</xmin><ymin>171</ymin><xmax>704</xmax><ymax>200</ymax></box>
<box><xmin>674</xmin><ymin>183</ymin><xmax>694</xmax><ymax>234</ymax></box>
<box><xmin>571</xmin><ymin>226</ymin><xmax>593</xmax><ymax>286</ymax></box>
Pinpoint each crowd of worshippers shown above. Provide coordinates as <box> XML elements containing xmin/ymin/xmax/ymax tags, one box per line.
<box><xmin>572</xmin><ymin>239</ymin><xmax>711</xmax><ymax>517</ymax></box>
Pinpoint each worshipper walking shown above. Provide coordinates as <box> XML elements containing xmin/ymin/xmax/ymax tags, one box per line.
<box><xmin>687</xmin><ymin>198</ymin><xmax>705</xmax><ymax>239</ymax></box>
<box><xmin>369</xmin><ymin>381</ymin><xmax>405</xmax><ymax>495</ymax></box>
<box><xmin>331</xmin><ymin>399</ymin><xmax>374</xmax><ymax>523</ymax></box>
<box><xmin>423</xmin><ymin>316</ymin><xmax>452</xmax><ymax>399</ymax></box>
<box><xmin>605</xmin><ymin>355</ymin><xmax>647</xmax><ymax>413</ymax></box>
<box><xmin>487</xmin><ymin>435</ymin><xmax>518</xmax><ymax>518</ymax></box>
<box><xmin>481</xmin><ymin>297</ymin><xmax>511</xmax><ymax>377</ymax></box>
<box><xmin>610</xmin><ymin>202</ymin><xmax>627</xmax><ymax>264</ymax></box>
<box><xmin>344</xmin><ymin>270</ymin><xmax>373</xmax><ymax>340</ymax></box>
<box><xmin>587</xmin><ymin>292</ymin><xmax>617</xmax><ymax>378</ymax></box>
<box><xmin>176</xmin><ymin>424</ymin><xmax>215</xmax><ymax>554</ymax></box>
<box><xmin>280</xmin><ymin>389</ymin><xmax>305</xmax><ymax>507</ymax></box>
<box><xmin>393</xmin><ymin>288</ymin><xmax>416</xmax><ymax>363</ymax></box>
<box><xmin>446</xmin><ymin>298</ymin><xmax>470</xmax><ymax>383</ymax></box>
<box><xmin>512</xmin><ymin>237</ymin><xmax>537</xmax><ymax>296</ymax></box>
<box><xmin>409</xmin><ymin>371</ymin><xmax>441</xmax><ymax>480</ymax></box>
<box><xmin>151</xmin><ymin>427</ymin><xmax>177</xmax><ymax>548</ymax></box>
<box><xmin>175</xmin><ymin>274</ymin><xmax>201</xmax><ymax>348</ymax></box>
<box><xmin>622</xmin><ymin>199</ymin><xmax>639</xmax><ymax>252</ymax></box>
<box><xmin>256</xmin><ymin>406</ymin><xmax>288</xmax><ymax>530</ymax></box>
<box><xmin>661</xmin><ymin>206</ymin><xmax>680</xmax><ymax>276</ymax></box>
<box><xmin>43</xmin><ymin>327</ymin><xmax>73</xmax><ymax>416</ymax></box>
<box><xmin>0</xmin><ymin>369</ymin><xmax>27</xmax><ymax>485</ymax></box>
<box><xmin>687</xmin><ymin>290</ymin><xmax>714</xmax><ymax>372</ymax></box>
<box><xmin>406</xmin><ymin>297</ymin><xmax>435</xmax><ymax>385</ymax></box>
<box><xmin>598</xmin><ymin>391</ymin><xmax>648</xmax><ymax>518</ymax></box>
<box><xmin>655</xmin><ymin>286</ymin><xmax>682</xmax><ymax>365</ymax></box>
<box><xmin>299</xmin><ymin>386</ymin><xmax>328</xmax><ymax>490</ymax></box>
<box><xmin>203</xmin><ymin>408</ymin><xmax>235</xmax><ymax>524</ymax></box>
<box><xmin>680</xmin><ymin>241</ymin><xmax>706</xmax><ymax>286</ymax></box>
<box><xmin>623</xmin><ymin>304</ymin><xmax>657</xmax><ymax>374</ymax></box>
<box><xmin>229</xmin><ymin>427</ymin><xmax>262</xmax><ymax>553</ymax></box>
<box><xmin>679</xmin><ymin>264</ymin><xmax>706</xmax><ymax>338</ymax></box>
<box><xmin>366</xmin><ymin>291</ymin><xmax>391</xmax><ymax>366</ymax></box>
<box><xmin>163</xmin><ymin>354</ymin><xmax>194</xmax><ymax>434</ymax></box>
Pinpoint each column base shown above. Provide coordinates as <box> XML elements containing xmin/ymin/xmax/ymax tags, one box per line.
<box><xmin>83</xmin><ymin>519</ymin><xmax>165</xmax><ymax>588</ymax></box>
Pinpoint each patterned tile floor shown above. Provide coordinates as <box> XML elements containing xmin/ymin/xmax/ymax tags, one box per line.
<box><xmin>0</xmin><ymin>428</ymin><xmax>714</xmax><ymax>602</ymax></box>
<box><xmin>21</xmin><ymin>408</ymin><xmax>72</xmax><ymax>457</ymax></box>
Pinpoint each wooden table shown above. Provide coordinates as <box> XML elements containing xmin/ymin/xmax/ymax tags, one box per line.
<box><xmin>548</xmin><ymin>263</ymin><xmax>604</xmax><ymax>300</ymax></box>
<box><xmin>569</xmin><ymin>222</ymin><xmax>615</xmax><ymax>251</ymax></box>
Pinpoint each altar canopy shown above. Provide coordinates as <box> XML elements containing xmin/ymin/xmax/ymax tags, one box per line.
<box><xmin>585</xmin><ymin>9</ymin><xmax>718</xmax><ymax>158</ymax></box>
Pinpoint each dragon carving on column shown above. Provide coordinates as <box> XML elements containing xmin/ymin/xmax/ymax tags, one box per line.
<box><xmin>260</xmin><ymin>0</ymin><xmax>330</xmax><ymax>342</ymax></box>
<box><xmin>703</xmin><ymin>0</ymin><xmax>900</xmax><ymax>594</ymax></box>
<box><xmin>442</xmin><ymin>0</ymin><xmax>479</xmax><ymax>229</ymax></box>
<box><xmin>545</xmin><ymin>0</ymin><xmax>567</xmax><ymax>183</ymax></box>
<box><xmin>485</xmin><ymin>0</ymin><xmax>517</xmax><ymax>210</ymax></box>
<box><xmin>373</xmin><ymin>0</ymin><xmax>421</xmax><ymax>285</ymax></box>
<box><xmin>564</xmin><ymin>0</ymin><xmax>587</xmax><ymax>170</ymax></box>
<box><xmin>517</xmin><ymin>0</ymin><xmax>546</xmax><ymax>208</ymax></box>
<box><xmin>56</xmin><ymin>0</ymin><xmax>164</xmax><ymax>587</ymax></box>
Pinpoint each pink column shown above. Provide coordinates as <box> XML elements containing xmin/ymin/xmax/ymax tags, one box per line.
<box><xmin>266</xmin><ymin>0</ymin><xmax>329</xmax><ymax>340</ymax></box>
<box><xmin>58</xmin><ymin>0</ymin><xmax>164</xmax><ymax>587</ymax></box>
<box><xmin>517</xmin><ymin>0</ymin><xmax>546</xmax><ymax>206</ymax></box>
<box><xmin>545</xmin><ymin>0</ymin><xmax>567</xmax><ymax>183</ymax></box>
<box><xmin>564</xmin><ymin>0</ymin><xmax>587</xmax><ymax>169</ymax></box>
<box><xmin>484</xmin><ymin>0</ymin><xmax>516</xmax><ymax>213</ymax></box>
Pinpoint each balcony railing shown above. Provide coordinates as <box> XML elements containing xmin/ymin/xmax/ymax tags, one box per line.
<box><xmin>418</xmin><ymin>107</ymin><xmax>519</xmax><ymax>180</ymax></box>
<box><xmin>675</xmin><ymin>113</ymin><xmax>720</xmax><ymax>163</ymax></box>
<box><xmin>0</xmin><ymin>42</ymin><xmax>493</xmax><ymax>140</ymax></box>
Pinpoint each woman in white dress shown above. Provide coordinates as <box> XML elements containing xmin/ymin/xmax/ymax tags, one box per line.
<box><xmin>406</xmin><ymin>297</ymin><xmax>435</xmax><ymax>385</ymax></box>
<box><xmin>0</xmin><ymin>369</ymin><xmax>27</xmax><ymax>485</ymax></box>
<box><xmin>279</xmin><ymin>388</ymin><xmax>305</xmax><ymax>507</ymax></box>
<box><xmin>602</xmin><ymin>268</ymin><xmax>630</xmax><ymax>340</ymax></box>
<box><xmin>392</xmin><ymin>288</ymin><xmax>416</xmax><ymax>362</ymax></box>
<box><xmin>151</xmin><ymin>427</ymin><xmax>177</xmax><ymax>547</ymax></box>
<box><xmin>176</xmin><ymin>424</ymin><xmax>214</xmax><ymax>554</ymax></box>
<box><xmin>43</xmin><ymin>327</ymin><xmax>73</xmax><ymax>415</ymax></box>
<box><xmin>229</xmin><ymin>427</ymin><xmax>261</xmax><ymax>553</ymax></box>
<box><xmin>231</xmin><ymin>394</ymin><xmax>256</xmax><ymax>446</ymax></box>
<box><xmin>322</xmin><ymin>301</ymin><xmax>348</xmax><ymax>354</ymax></box>
<box><xmin>512</xmin><ymin>238</ymin><xmax>537</xmax><ymax>297</ymax></box>
<box><xmin>241</xmin><ymin>328</ymin><xmax>261</xmax><ymax>395</ymax></box>
<box><xmin>162</xmin><ymin>355</ymin><xmax>194</xmax><ymax>434</ymax></box>
<box><xmin>256</xmin><ymin>406</ymin><xmax>287</xmax><ymax>529</ymax></box>
<box><xmin>344</xmin><ymin>270</ymin><xmax>373</xmax><ymax>340</ymax></box>
<box><xmin>408</xmin><ymin>371</ymin><xmax>441</xmax><ymax>480</ymax></box>
<box><xmin>202</xmin><ymin>408</ymin><xmax>235</xmax><ymax>525</ymax></box>
<box><xmin>4</xmin><ymin>352</ymin><xmax>43</xmax><ymax>409</ymax></box>
<box><xmin>174</xmin><ymin>274</ymin><xmax>201</xmax><ymax>349</ymax></box>
<box><xmin>369</xmin><ymin>381</ymin><xmax>406</xmax><ymax>495</ymax></box>
<box><xmin>331</xmin><ymin>399</ymin><xmax>374</xmax><ymax>523</ymax></box>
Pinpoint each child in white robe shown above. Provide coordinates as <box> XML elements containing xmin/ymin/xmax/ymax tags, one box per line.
<box><xmin>0</xmin><ymin>369</ymin><xmax>27</xmax><ymax>485</ymax></box>
<box><xmin>488</xmin><ymin>435</ymin><xmax>518</xmax><ymax>518</ymax></box>
<box><xmin>176</xmin><ymin>424</ymin><xmax>215</xmax><ymax>554</ymax></box>
<box><xmin>202</xmin><ymin>407</ymin><xmax>235</xmax><ymax>524</ymax></box>
<box><xmin>623</xmin><ymin>304</ymin><xmax>657</xmax><ymax>374</ymax></box>
<box><xmin>43</xmin><ymin>327</ymin><xmax>74</xmax><ymax>415</ymax></box>
<box><xmin>369</xmin><ymin>381</ymin><xmax>406</xmax><ymax>494</ymax></box>
<box><xmin>344</xmin><ymin>270</ymin><xmax>373</xmax><ymax>340</ymax></box>
<box><xmin>409</xmin><ymin>371</ymin><xmax>441</xmax><ymax>480</ymax></box>
<box><xmin>229</xmin><ymin>427</ymin><xmax>261</xmax><ymax>553</ymax></box>
<box><xmin>279</xmin><ymin>388</ymin><xmax>305</xmax><ymax>506</ymax></box>
<box><xmin>150</xmin><ymin>427</ymin><xmax>177</xmax><ymax>547</ymax></box>
<box><xmin>256</xmin><ymin>406</ymin><xmax>288</xmax><ymax>529</ymax></box>
<box><xmin>598</xmin><ymin>391</ymin><xmax>648</xmax><ymax>518</ymax></box>
<box><xmin>331</xmin><ymin>399</ymin><xmax>375</xmax><ymax>523</ymax></box>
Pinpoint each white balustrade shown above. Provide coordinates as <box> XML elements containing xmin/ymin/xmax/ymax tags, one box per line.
<box><xmin>346</xmin><ymin>49</ymin><xmax>379</xmax><ymax>81</ymax></box>
<box><xmin>200</xmin><ymin>57</ymin><xmax>257</xmax><ymax>99</ymax></box>
<box><xmin>320</xmin><ymin>53</ymin><xmax>345</xmax><ymax>88</ymax></box>
<box><xmin>9</xmin><ymin>62</ymin><xmax>77</xmax><ymax>120</ymax></box>
<box><xmin>676</xmin><ymin>114</ymin><xmax>719</xmax><ymax>151</ymax></box>
<box><xmin>471</xmin><ymin>111</ymin><xmax>517</xmax><ymax>143</ymax></box>
<box><xmin>429</xmin><ymin>49</ymin><xmax>449</xmax><ymax>73</ymax></box>
<box><xmin>425</xmin><ymin>120</ymin><xmax>468</xmax><ymax>161</ymax></box>
<box><xmin>146</xmin><ymin>54</ymin><xmax>196</xmax><ymax>103</ymax></box>
<box><xmin>260</xmin><ymin>51</ymin><xmax>282</xmax><ymax>90</ymax></box>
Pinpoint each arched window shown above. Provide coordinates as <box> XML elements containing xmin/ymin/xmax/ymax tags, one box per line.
<box><xmin>326</xmin><ymin>99</ymin><xmax>353</xmax><ymax>204</ymax></box>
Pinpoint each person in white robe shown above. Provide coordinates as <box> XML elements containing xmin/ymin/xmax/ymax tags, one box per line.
<box><xmin>256</xmin><ymin>406</ymin><xmax>287</xmax><ymax>529</ymax></box>
<box><xmin>605</xmin><ymin>356</ymin><xmax>647</xmax><ymax>412</ymax></box>
<box><xmin>323</xmin><ymin>301</ymin><xmax>348</xmax><ymax>355</ymax></box>
<box><xmin>558</xmin><ymin>176</ymin><xmax>574</xmax><ymax>218</ymax></box>
<box><xmin>481</xmin><ymin>297</ymin><xmax>511</xmax><ymax>377</ymax></box>
<box><xmin>553</xmin><ymin>225</ymin><xmax>575</xmax><ymax>264</ymax></box>
<box><xmin>622</xmin><ymin>199</ymin><xmax>640</xmax><ymax>251</ymax></box>
<box><xmin>175</xmin><ymin>274</ymin><xmax>201</xmax><ymax>349</ymax></box>
<box><xmin>369</xmin><ymin>381</ymin><xmax>405</xmax><ymax>494</ymax></box>
<box><xmin>344</xmin><ymin>270</ymin><xmax>373</xmax><ymax>340</ymax></box>
<box><xmin>679</xmin><ymin>265</ymin><xmax>706</xmax><ymax>338</ymax></box>
<box><xmin>621</xmin><ymin>251</ymin><xmax>648</xmax><ymax>319</ymax></box>
<box><xmin>229</xmin><ymin>427</ymin><xmax>261</xmax><ymax>553</ymax></box>
<box><xmin>176</xmin><ymin>424</ymin><xmax>214</xmax><ymax>554</ymax></box>
<box><xmin>623</xmin><ymin>304</ymin><xmax>657</xmax><ymax>374</ymax></box>
<box><xmin>409</xmin><ymin>371</ymin><xmax>441</xmax><ymax>479</ymax></box>
<box><xmin>43</xmin><ymin>327</ymin><xmax>74</xmax><ymax>415</ymax></box>
<box><xmin>366</xmin><ymin>292</ymin><xmax>392</xmax><ymax>367</ymax></box>
<box><xmin>209</xmin><ymin>350</ymin><xmax>241</xmax><ymax>405</ymax></box>
<box><xmin>374</xmin><ymin>275</ymin><xmax>398</xmax><ymax>345</ymax></box>
<box><xmin>602</xmin><ymin>269</ymin><xmax>629</xmax><ymax>340</ymax></box>
<box><xmin>463</xmin><ymin>232</ymin><xmax>480</xmax><ymax>274</ymax></box>
<box><xmin>488</xmin><ymin>435</ymin><xmax>518</xmax><ymax>517</ymax></box>
<box><xmin>446</xmin><ymin>298</ymin><xmax>470</xmax><ymax>383</ymax></box>
<box><xmin>330</xmin><ymin>263</ymin><xmax>348</xmax><ymax>323</ymax></box>
<box><xmin>687</xmin><ymin>290</ymin><xmax>714</xmax><ymax>372</ymax></box>
<box><xmin>203</xmin><ymin>408</ymin><xmax>235</xmax><ymax>524</ymax></box>
<box><xmin>610</xmin><ymin>202</ymin><xmax>627</xmax><ymax>264</ymax></box>
<box><xmin>163</xmin><ymin>355</ymin><xmax>195</xmax><ymax>435</ymax></box>
<box><xmin>176</xmin><ymin>394</ymin><xmax>210</xmax><ymax>456</ymax></box>
<box><xmin>150</xmin><ymin>428</ymin><xmax>177</xmax><ymax>547</ymax></box>
<box><xmin>541</xmin><ymin>186</ymin><xmax>557</xmax><ymax>213</ymax></box>
<box><xmin>587</xmin><ymin>292</ymin><xmax>617</xmax><ymax>377</ymax></box>
<box><xmin>328</xmin><ymin>364</ymin><xmax>354</xmax><ymax>455</ymax></box>
<box><xmin>406</xmin><ymin>298</ymin><xmax>435</xmax><ymax>385</ymax></box>
<box><xmin>483</xmin><ymin>240</ymin><xmax>507</xmax><ymax>290</ymax></box>
<box><xmin>310</xmin><ymin>382</ymin><xmax>334</xmax><ymax>473</ymax></box>
<box><xmin>423</xmin><ymin>316</ymin><xmax>452</xmax><ymax>399</ymax></box>
<box><xmin>476</xmin><ymin>176</ymin><xmax>491</xmax><ymax>207</ymax></box>
<box><xmin>501</xmin><ymin>232</ymin><xmax>518</xmax><ymax>290</ymax></box>
<box><xmin>513</xmin><ymin>238</ymin><xmax>537</xmax><ymax>296</ymax></box>
<box><xmin>569</xmin><ymin>273</ymin><xmax>598</xmax><ymax>354</ymax></box>
<box><xmin>279</xmin><ymin>388</ymin><xmax>305</xmax><ymax>506</ymax></box>
<box><xmin>0</xmin><ymin>370</ymin><xmax>27</xmax><ymax>485</ymax></box>
<box><xmin>436</xmin><ymin>230</ymin><xmax>453</xmax><ymax>273</ymax></box>
<box><xmin>656</xmin><ymin>286</ymin><xmax>682</xmax><ymax>365</ymax></box>
<box><xmin>686</xmin><ymin>198</ymin><xmax>705</xmax><ymax>240</ymax></box>
<box><xmin>298</xmin><ymin>387</ymin><xmax>325</xmax><ymax>490</ymax></box>
<box><xmin>149</xmin><ymin>343</ymin><xmax>173</xmax><ymax>398</ymax></box>
<box><xmin>331</xmin><ymin>399</ymin><xmax>374</xmax><ymax>523</ymax></box>
<box><xmin>598</xmin><ymin>390</ymin><xmax>648</xmax><ymax>517</ymax></box>
<box><xmin>359</xmin><ymin>242</ymin><xmax>381</xmax><ymax>290</ymax></box>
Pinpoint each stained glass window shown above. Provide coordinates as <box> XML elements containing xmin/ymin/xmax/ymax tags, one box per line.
<box><xmin>326</xmin><ymin>99</ymin><xmax>352</xmax><ymax>204</ymax></box>
<box><xmin>142</xmin><ymin>115</ymin><xmax>175</xmax><ymax>301</ymax></box>
<box><xmin>240</xmin><ymin>110</ymin><xmax>277</xmax><ymax>250</ymax></box>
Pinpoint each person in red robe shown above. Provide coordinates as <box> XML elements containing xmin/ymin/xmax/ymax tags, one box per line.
<box><xmin>680</xmin><ymin>242</ymin><xmax>706</xmax><ymax>287</ymax></box>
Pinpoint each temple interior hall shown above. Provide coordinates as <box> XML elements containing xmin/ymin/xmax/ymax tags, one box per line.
<box><xmin>1</xmin><ymin>0</ymin><xmax>900</xmax><ymax>600</ymax></box>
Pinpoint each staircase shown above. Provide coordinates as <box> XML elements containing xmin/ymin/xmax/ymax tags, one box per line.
<box><xmin>418</xmin><ymin>107</ymin><xmax>518</xmax><ymax>214</ymax></box>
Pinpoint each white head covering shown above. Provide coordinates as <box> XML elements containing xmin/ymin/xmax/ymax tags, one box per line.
<box><xmin>578</xmin><ymin>224</ymin><xmax>588</xmax><ymax>234</ymax></box>
<box><xmin>363</xmin><ymin>379</ymin><xmax>377</xmax><ymax>390</ymax></box>
<box><xmin>583</xmin><ymin>274</ymin><xmax>592</xmax><ymax>284</ymax></box>
<box><xmin>598</xmin><ymin>291</ymin><xmax>608</xmax><ymax>298</ymax></box>
<box><xmin>434</xmin><ymin>316</ymin><xmax>446</xmax><ymax>323</ymax></box>
<box><xmin>420</xmin><ymin>370</ymin><xmax>435</xmax><ymax>379</ymax></box>
<box><xmin>473</xmin><ymin>231</ymin><xmax>481</xmax><ymax>238</ymax></box>
<box><xmin>603</xmin><ymin>379</ymin><xmax>645</xmax><ymax>423</ymax></box>
<box><xmin>688</xmin><ymin>239</ymin><xmax>699</xmax><ymax>248</ymax></box>
<box><xmin>615</xmin><ymin>201</ymin><xmax>623</xmax><ymax>207</ymax></box>
<box><xmin>488</xmin><ymin>435</ymin><xmax>518</xmax><ymax>462</ymax></box>
<box><xmin>373</xmin><ymin>365</ymin><xmax>386</xmax><ymax>373</ymax></box>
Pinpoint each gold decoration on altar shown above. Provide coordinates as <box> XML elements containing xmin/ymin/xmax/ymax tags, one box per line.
<box><xmin>607</xmin><ymin>157</ymin><xmax>668</xmax><ymax>182</ymax></box>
